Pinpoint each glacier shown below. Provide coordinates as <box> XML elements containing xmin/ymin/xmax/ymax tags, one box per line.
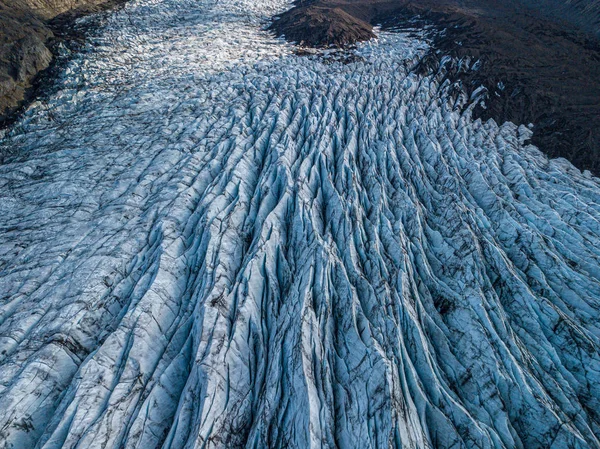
<box><xmin>0</xmin><ymin>0</ymin><xmax>600</xmax><ymax>447</ymax></box>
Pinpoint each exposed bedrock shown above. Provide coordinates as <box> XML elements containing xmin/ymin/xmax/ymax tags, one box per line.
<box><xmin>0</xmin><ymin>0</ymin><xmax>126</xmax><ymax>125</ymax></box>
<box><xmin>269</xmin><ymin>5</ymin><xmax>374</xmax><ymax>47</ymax></box>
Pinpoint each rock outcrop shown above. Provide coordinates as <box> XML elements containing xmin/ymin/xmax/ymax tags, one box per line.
<box><xmin>0</xmin><ymin>0</ymin><xmax>122</xmax><ymax>124</ymax></box>
<box><xmin>270</xmin><ymin>5</ymin><xmax>374</xmax><ymax>48</ymax></box>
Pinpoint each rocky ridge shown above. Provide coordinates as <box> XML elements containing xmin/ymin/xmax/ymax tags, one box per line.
<box><xmin>0</xmin><ymin>0</ymin><xmax>124</xmax><ymax>125</ymax></box>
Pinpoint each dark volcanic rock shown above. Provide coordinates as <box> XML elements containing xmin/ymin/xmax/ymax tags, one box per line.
<box><xmin>0</xmin><ymin>0</ymin><xmax>125</xmax><ymax>125</ymax></box>
<box><xmin>432</xmin><ymin>14</ymin><xmax>600</xmax><ymax>175</ymax></box>
<box><xmin>521</xmin><ymin>0</ymin><xmax>600</xmax><ymax>39</ymax></box>
<box><xmin>270</xmin><ymin>5</ymin><xmax>374</xmax><ymax>48</ymax></box>
<box><xmin>0</xmin><ymin>0</ymin><xmax>52</xmax><ymax>121</ymax></box>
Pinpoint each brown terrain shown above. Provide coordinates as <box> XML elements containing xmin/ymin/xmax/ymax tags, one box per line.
<box><xmin>270</xmin><ymin>0</ymin><xmax>600</xmax><ymax>175</ymax></box>
<box><xmin>0</xmin><ymin>0</ymin><xmax>123</xmax><ymax>125</ymax></box>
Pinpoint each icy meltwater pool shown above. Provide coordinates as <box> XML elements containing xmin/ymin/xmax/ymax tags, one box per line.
<box><xmin>1</xmin><ymin>0</ymin><xmax>600</xmax><ymax>447</ymax></box>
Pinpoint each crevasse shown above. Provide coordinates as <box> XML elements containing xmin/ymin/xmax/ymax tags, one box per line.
<box><xmin>0</xmin><ymin>0</ymin><xmax>599</xmax><ymax>447</ymax></box>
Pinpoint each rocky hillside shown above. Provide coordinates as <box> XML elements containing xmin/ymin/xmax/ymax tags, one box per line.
<box><xmin>0</xmin><ymin>0</ymin><xmax>120</xmax><ymax>125</ymax></box>
<box><xmin>522</xmin><ymin>0</ymin><xmax>600</xmax><ymax>38</ymax></box>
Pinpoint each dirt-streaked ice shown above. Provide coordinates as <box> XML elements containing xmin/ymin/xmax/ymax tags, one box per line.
<box><xmin>0</xmin><ymin>0</ymin><xmax>599</xmax><ymax>447</ymax></box>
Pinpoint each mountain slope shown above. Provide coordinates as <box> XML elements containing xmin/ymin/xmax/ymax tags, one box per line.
<box><xmin>0</xmin><ymin>0</ymin><xmax>126</xmax><ymax>124</ymax></box>
<box><xmin>521</xmin><ymin>0</ymin><xmax>600</xmax><ymax>37</ymax></box>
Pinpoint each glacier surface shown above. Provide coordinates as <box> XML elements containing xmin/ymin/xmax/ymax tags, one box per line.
<box><xmin>0</xmin><ymin>0</ymin><xmax>600</xmax><ymax>447</ymax></box>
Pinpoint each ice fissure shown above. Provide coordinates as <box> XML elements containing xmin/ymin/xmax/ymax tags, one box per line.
<box><xmin>0</xmin><ymin>0</ymin><xmax>599</xmax><ymax>447</ymax></box>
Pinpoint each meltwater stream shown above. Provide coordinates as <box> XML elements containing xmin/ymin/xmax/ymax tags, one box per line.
<box><xmin>0</xmin><ymin>0</ymin><xmax>600</xmax><ymax>448</ymax></box>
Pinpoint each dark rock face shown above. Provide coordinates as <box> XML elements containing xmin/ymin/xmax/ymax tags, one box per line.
<box><xmin>520</xmin><ymin>0</ymin><xmax>600</xmax><ymax>38</ymax></box>
<box><xmin>270</xmin><ymin>6</ymin><xmax>374</xmax><ymax>48</ymax></box>
<box><xmin>409</xmin><ymin>2</ymin><xmax>600</xmax><ymax>176</ymax></box>
<box><xmin>271</xmin><ymin>0</ymin><xmax>600</xmax><ymax>175</ymax></box>
<box><xmin>0</xmin><ymin>1</ymin><xmax>52</xmax><ymax>121</ymax></box>
<box><xmin>0</xmin><ymin>0</ymin><xmax>122</xmax><ymax>124</ymax></box>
